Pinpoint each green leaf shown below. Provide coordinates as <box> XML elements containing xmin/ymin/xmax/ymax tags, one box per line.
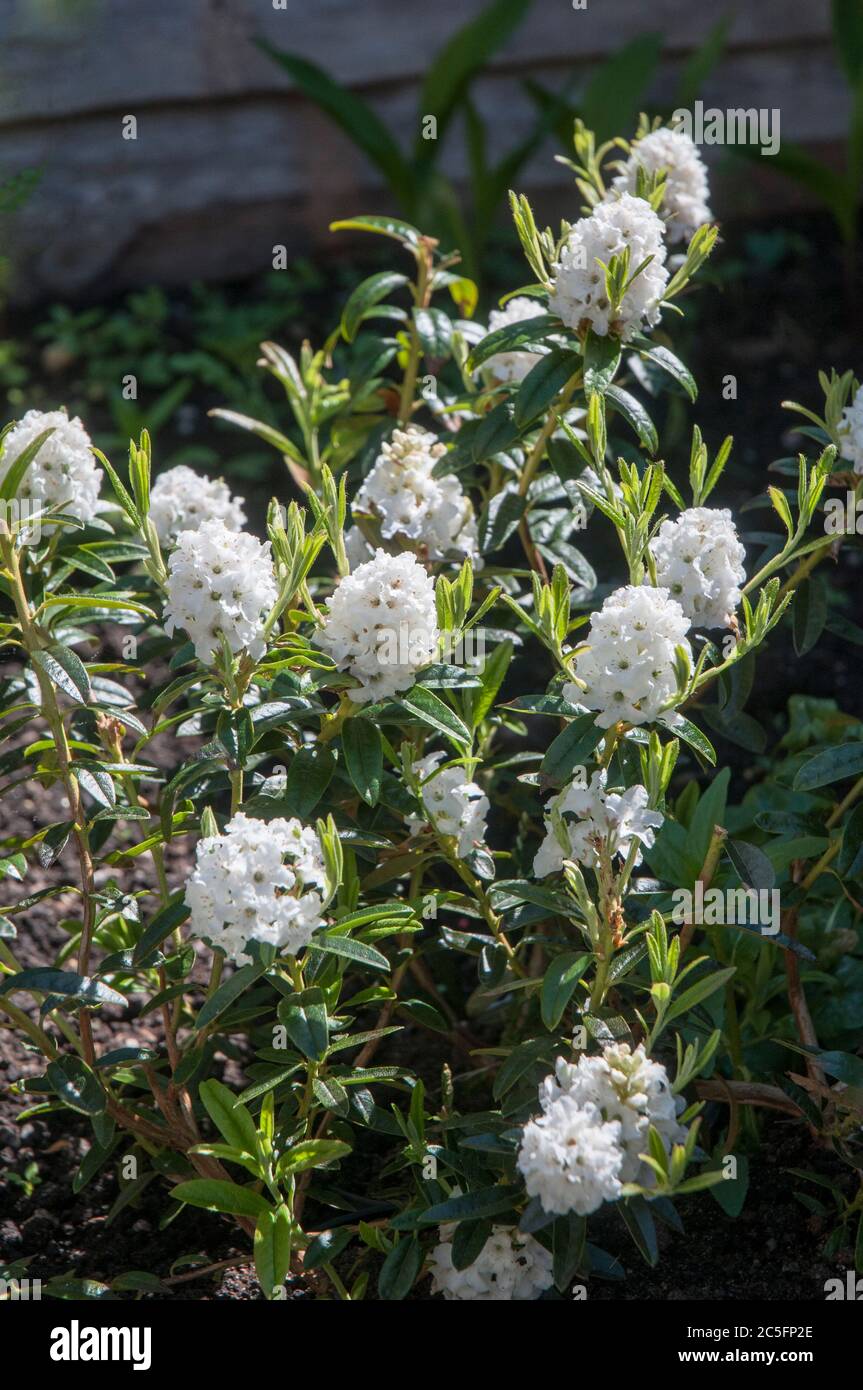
<box><xmin>217</xmin><ymin>707</ymin><xmax>254</xmax><ymax>767</ymax></box>
<box><xmin>195</xmin><ymin>958</ymin><xmax>270</xmax><ymax>1030</ymax></box>
<box><xmin>540</xmin><ymin>715</ymin><xmax>602</xmax><ymax>781</ymax></box>
<box><xmin>398</xmin><ymin>685</ymin><xmax>471</xmax><ymax>747</ymax></box>
<box><xmin>0</xmin><ymin>426</ymin><xmax>54</xmax><ymax>500</ymax></box>
<box><xmin>418</xmin><ymin>1185</ymin><xmax>522</xmax><ymax>1224</ymax></box>
<box><xmin>280</xmin><ymin>995</ymin><xmax>329</xmax><ymax>1060</ymax></box>
<box><xmin>466</xmin><ymin>314</ymin><xmax>560</xmax><ymax>373</ymax></box>
<box><xmin>413</xmin><ymin>306</ymin><xmax>453</xmax><ymax>358</ymax></box>
<box><xmin>708</xmin><ymin>1153</ymin><xmax>750</xmax><ymax>1217</ymax></box>
<box><xmin>47</xmin><ymin>1056</ymin><xmax>104</xmax><ymax>1115</ymax></box>
<box><xmin>665</xmin><ymin>966</ymin><xmax>736</xmax><ymax>1025</ymax></box>
<box><xmin>582</xmin><ymin>329</ymin><xmax>621</xmax><ymax>396</ymax></box>
<box><xmin>311</xmin><ymin>932</ymin><xmax>389</xmax><ymax>973</ymax></box>
<box><xmin>32</xmin><ymin>644</ymin><xmax>91</xmax><ymax>704</ymax></box>
<box><xmin>254</xmin><ymin>1204</ymin><xmax>292</xmax><ymax>1297</ymax></box>
<box><xmin>672</xmin><ymin>716</ymin><xmax>716</xmax><ymax>766</ymax></box>
<box><xmin>74</xmin><ymin>765</ymin><xmax>116</xmax><ymax>810</ymax></box>
<box><xmin>794</xmin><ymin>742</ymin><xmax>863</xmax><ymax>791</ymax></box>
<box><xmin>451</xmin><ymin>1218</ymin><xmax>493</xmax><ymax>1271</ymax></box>
<box><xmin>470</xmin><ymin>401</ymin><xmax>519</xmax><ymax>461</ymax></box>
<box><xmin>341</xmin><ymin>272</ymin><xmax>409</xmax><ymax>342</ymax></box>
<box><xmin>618</xmin><ymin>1195</ymin><xmax>659</xmax><ymax>1266</ymax></box>
<box><xmin>725</xmin><ymin>839</ymin><xmax>776</xmax><ymax>892</ymax></box>
<box><xmin>778</xmin><ymin>1042</ymin><xmax>863</xmax><ymax>1088</ymax></box>
<box><xmin>342</xmin><ymin>717</ymin><xmax>383</xmax><ymax>806</ymax></box>
<box><xmin>133</xmin><ymin>894</ymin><xmax>190</xmax><ymax>964</ymax></box>
<box><xmin>605</xmin><ymin>383</ymin><xmax>658</xmax><ymax>453</ymax></box>
<box><xmin>278</xmin><ymin>1138</ymin><xmax>351</xmax><ymax>1176</ymax></box>
<box><xmin>0</xmin><ymin>967</ymin><xmax>125</xmax><ymax>1009</ymax></box>
<box><xmin>688</xmin><ymin>767</ymin><xmax>730</xmax><ymax>871</ymax></box>
<box><xmin>171</xmin><ymin>1179</ymin><xmax>272</xmax><ymax>1220</ymax></box>
<box><xmin>329</xmin><ymin>214</ymin><xmax>423</xmax><ymax>249</ymax></box>
<box><xmin>492</xmin><ymin>1036</ymin><xmax>555</xmax><ymax>1100</ymax></box>
<box><xmin>303</xmin><ymin>1226</ymin><xmax>353</xmax><ymax>1271</ymax></box>
<box><xmin>793</xmin><ymin>575</ymin><xmax>828</xmax><ymax>656</ymax></box>
<box><xmin>541</xmin><ymin>952</ymin><xmax>591</xmax><ymax>1031</ymax></box>
<box><xmin>466</xmin><ymin>638</ymin><xmax>512</xmax><ymax>729</ymax></box>
<box><xmin>257</xmin><ymin>45</ymin><xmax>414</xmax><ymax>205</ymax></box>
<box><xmin>312</xmin><ymin>1075</ymin><xmax>350</xmax><ymax>1115</ymax></box>
<box><xmin>838</xmin><ymin>801</ymin><xmax>863</xmax><ymax>878</ymax></box>
<box><xmin>477</xmin><ymin>490</ymin><xmax>526</xmax><ymax>553</ymax></box>
<box><xmin>200</xmin><ymin>1079</ymin><xmax>259</xmax><ymax>1156</ymax></box>
<box><xmin>37</xmin><ymin>820</ymin><xmax>73</xmax><ymax>869</ymax></box>
<box><xmin>552</xmin><ymin>1212</ymin><xmax>586</xmax><ymax>1291</ymax></box>
<box><xmin>637</xmin><ymin>344</ymin><xmax>697</xmax><ymax>401</ymax></box>
<box><xmin>284</xmin><ymin>745</ymin><xmax>335</xmax><ymax>818</ymax></box>
<box><xmin>514</xmin><ymin>349</ymin><xmax>579</xmax><ymax>428</ymax></box>
<box><xmin>377</xmin><ymin>1234</ymin><xmax>423</xmax><ymax>1300</ymax></box>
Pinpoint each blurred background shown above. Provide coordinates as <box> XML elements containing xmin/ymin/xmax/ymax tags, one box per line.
<box><xmin>0</xmin><ymin>0</ymin><xmax>858</xmax><ymax>543</ymax></box>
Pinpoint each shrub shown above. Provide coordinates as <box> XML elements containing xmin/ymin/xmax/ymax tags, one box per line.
<box><xmin>1</xmin><ymin>116</ymin><xmax>859</xmax><ymax>1302</ymax></box>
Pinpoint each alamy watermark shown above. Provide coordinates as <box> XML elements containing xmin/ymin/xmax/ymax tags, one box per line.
<box><xmin>672</xmin><ymin>882</ymin><xmax>780</xmax><ymax>936</ymax></box>
<box><xmin>824</xmin><ymin>492</ymin><xmax>863</xmax><ymax>534</ymax></box>
<box><xmin>376</xmin><ymin>623</ymin><xmax>486</xmax><ymax>670</ymax></box>
<box><xmin>0</xmin><ymin>498</ymin><xmax>43</xmax><ymax>545</ymax></box>
<box><xmin>671</xmin><ymin>102</ymin><xmax>780</xmax><ymax>157</ymax></box>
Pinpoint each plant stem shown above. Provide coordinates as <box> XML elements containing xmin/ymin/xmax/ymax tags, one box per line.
<box><xmin>1</xmin><ymin>529</ymin><xmax>97</xmax><ymax>1063</ymax></box>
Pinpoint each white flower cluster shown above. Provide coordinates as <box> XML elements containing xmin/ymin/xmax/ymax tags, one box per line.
<box><xmin>149</xmin><ymin>464</ymin><xmax>246</xmax><ymax>547</ymax></box>
<box><xmin>613</xmin><ymin>127</ymin><xmax>711</xmax><ymax>244</ymax></box>
<box><xmin>565</xmin><ymin>583</ymin><xmax>691</xmax><ymax>728</ymax></box>
<box><xmin>163</xmin><ymin>518</ymin><xmax>277</xmax><ymax>665</ymax></box>
<box><xmin>650</xmin><ymin>507</ymin><xmax>746</xmax><ymax>629</ymax></box>
<box><xmin>408</xmin><ymin>751</ymin><xmax>489</xmax><ymax>858</ymax></box>
<box><xmin>318</xmin><ymin>548</ymin><xmax>439</xmax><ymax>703</ymax></box>
<box><xmin>1</xmin><ymin>408</ymin><xmax>102</xmax><ymax>522</ymax></box>
<box><xmin>186</xmin><ymin>811</ymin><xmax>326</xmax><ymax>962</ymax></box>
<box><xmin>482</xmin><ymin>295</ymin><xmax>547</xmax><ymax>384</ymax></box>
<box><xmin>518</xmin><ymin>1044</ymin><xmax>686</xmax><ymax>1216</ymax></box>
<box><xmin>429</xmin><ymin>1224</ymin><xmax>553</xmax><ymax>1301</ymax></box>
<box><xmin>349</xmin><ymin>426</ymin><xmax>479</xmax><ymax>564</ymax></box>
<box><xmin>549</xmin><ymin>194</ymin><xmax>668</xmax><ymax>341</ymax></box>
<box><xmin>533</xmin><ymin>768</ymin><xmax>663</xmax><ymax>876</ymax></box>
<box><xmin>838</xmin><ymin>384</ymin><xmax>863</xmax><ymax>474</ymax></box>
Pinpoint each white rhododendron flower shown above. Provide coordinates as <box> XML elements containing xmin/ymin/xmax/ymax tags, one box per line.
<box><xmin>318</xmin><ymin>548</ymin><xmax>439</xmax><ymax>703</ymax></box>
<box><xmin>149</xmin><ymin>464</ymin><xmax>246</xmax><ymax>547</ymax></box>
<box><xmin>163</xmin><ymin>518</ymin><xmax>277</xmax><ymax>665</ymax></box>
<box><xmin>541</xmin><ymin>1045</ymin><xmax>687</xmax><ymax>1185</ymax></box>
<box><xmin>533</xmin><ymin>768</ymin><xmax>663</xmax><ymax>876</ymax></box>
<box><xmin>650</xmin><ymin>507</ymin><xmax>746</xmax><ymax>629</ymax></box>
<box><xmin>613</xmin><ymin>127</ymin><xmax>711</xmax><ymax>244</ymax></box>
<box><xmin>565</xmin><ymin>583</ymin><xmax>691</xmax><ymax>728</ymax></box>
<box><xmin>429</xmin><ymin>1223</ymin><xmax>553</xmax><ymax>1301</ymax></box>
<box><xmin>481</xmin><ymin>295</ymin><xmax>547</xmax><ymax>384</ymax></box>
<box><xmin>518</xmin><ymin>1045</ymin><xmax>686</xmax><ymax>1216</ymax></box>
<box><xmin>0</xmin><ymin>408</ymin><xmax>102</xmax><ymax>521</ymax></box>
<box><xmin>838</xmin><ymin>384</ymin><xmax>863</xmax><ymax>474</ymax></box>
<box><xmin>549</xmin><ymin>194</ymin><xmax>668</xmax><ymax>341</ymax></box>
<box><xmin>185</xmin><ymin>812</ymin><xmax>326</xmax><ymax>962</ymax></box>
<box><xmin>351</xmin><ymin>425</ymin><xmax>479</xmax><ymax>564</ymax></box>
<box><xmin>518</xmin><ymin>1094</ymin><xmax>625</xmax><ymax>1216</ymax></box>
<box><xmin>407</xmin><ymin>751</ymin><xmax>489</xmax><ymax>858</ymax></box>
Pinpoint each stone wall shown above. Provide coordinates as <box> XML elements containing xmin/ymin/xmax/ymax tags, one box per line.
<box><xmin>0</xmin><ymin>0</ymin><xmax>843</xmax><ymax>303</ymax></box>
